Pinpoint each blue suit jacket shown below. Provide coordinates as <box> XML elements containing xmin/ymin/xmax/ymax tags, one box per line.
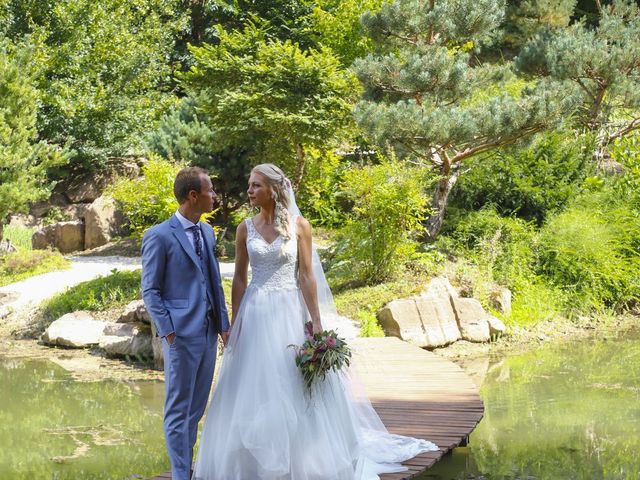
<box><xmin>141</xmin><ymin>214</ymin><xmax>230</xmax><ymax>338</ymax></box>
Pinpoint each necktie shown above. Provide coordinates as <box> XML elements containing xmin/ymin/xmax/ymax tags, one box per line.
<box><xmin>189</xmin><ymin>225</ymin><xmax>202</xmax><ymax>258</ymax></box>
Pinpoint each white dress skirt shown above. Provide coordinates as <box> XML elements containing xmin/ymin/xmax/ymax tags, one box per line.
<box><xmin>193</xmin><ymin>218</ymin><xmax>437</xmax><ymax>480</ymax></box>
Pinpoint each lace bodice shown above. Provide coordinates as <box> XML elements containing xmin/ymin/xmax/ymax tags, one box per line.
<box><xmin>245</xmin><ymin>217</ymin><xmax>298</xmax><ymax>292</ymax></box>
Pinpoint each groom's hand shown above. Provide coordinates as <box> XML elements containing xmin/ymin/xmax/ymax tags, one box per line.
<box><xmin>165</xmin><ymin>332</ymin><xmax>176</xmax><ymax>345</ymax></box>
<box><xmin>220</xmin><ymin>331</ymin><xmax>230</xmax><ymax>346</ymax></box>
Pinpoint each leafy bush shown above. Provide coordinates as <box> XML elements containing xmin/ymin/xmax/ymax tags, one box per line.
<box><xmin>538</xmin><ymin>192</ymin><xmax>640</xmax><ymax>312</ymax></box>
<box><xmin>109</xmin><ymin>157</ymin><xmax>184</xmax><ymax>237</ymax></box>
<box><xmin>42</xmin><ymin>269</ymin><xmax>142</xmax><ymax>319</ymax></box>
<box><xmin>330</xmin><ymin>158</ymin><xmax>432</xmax><ymax>284</ymax></box>
<box><xmin>0</xmin><ymin>249</ymin><xmax>70</xmax><ymax>287</ymax></box>
<box><xmin>449</xmin><ymin>131</ymin><xmax>593</xmax><ymax>225</ymax></box>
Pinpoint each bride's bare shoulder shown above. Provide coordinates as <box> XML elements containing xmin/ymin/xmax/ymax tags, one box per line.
<box><xmin>295</xmin><ymin>216</ymin><xmax>312</xmax><ymax>236</ymax></box>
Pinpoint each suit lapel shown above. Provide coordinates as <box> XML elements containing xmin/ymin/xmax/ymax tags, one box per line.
<box><xmin>170</xmin><ymin>215</ymin><xmax>202</xmax><ymax>271</ymax></box>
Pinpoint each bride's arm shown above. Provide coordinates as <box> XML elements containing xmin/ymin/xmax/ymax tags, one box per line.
<box><xmin>297</xmin><ymin>216</ymin><xmax>322</xmax><ymax>334</ymax></box>
<box><xmin>231</xmin><ymin>222</ymin><xmax>249</xmax><ymax>325</ymax></box>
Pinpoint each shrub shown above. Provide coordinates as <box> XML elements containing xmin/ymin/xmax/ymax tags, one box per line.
<box><xmin>42</xmin><ymin>269</ymin><xmax>142</xmax><ymax>319</ymax></box>
<box><xmin>538</xmin><ymin>192</ymin><xmax>640</xmax><ymax>312</ymax></box>
<box><xmin>0</xmin><ymin>249</ymin><xmax>70</xmax><ymax>287</ymax></box>
<box><xmin>109</xmin><ymin>157</ymin><xmax>184</xmax><ymax>237</ymax></box>
<box><xmin>449</xmin><ymin>130</ymin><xmax>593</xmax><ymax>225</ymax></box>
<box><xmin>331</xmin><ymin>158</ymin><xmax>432</xmax><ymax>284</ymax></box>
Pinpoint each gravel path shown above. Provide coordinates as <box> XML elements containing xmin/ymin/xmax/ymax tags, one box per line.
<box><xmin>0</xmin><ymin>256</ymin><xmax>235</xmax><ymax>314</ymax></box>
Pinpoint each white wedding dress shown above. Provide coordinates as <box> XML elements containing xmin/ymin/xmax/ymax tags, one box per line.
<box><xmin>193</xmin><ymin>217</ymin><xmax>438</xmax><ymax>480</ymax></box>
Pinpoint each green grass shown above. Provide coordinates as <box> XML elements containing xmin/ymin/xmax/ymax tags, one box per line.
<box><xmin>3</xmin><ymin>225</ymin><xmax>37</xmax><ymax>250</ymax></box>
<box><xmin>42</xmin><ymin>269</ymin><xmax>142</xmax><ymax>319</ymax></box>
<box><xmin>0</xmin><ymin>250</ymin><xmax>70</xmax><ymax>287</ymax></box>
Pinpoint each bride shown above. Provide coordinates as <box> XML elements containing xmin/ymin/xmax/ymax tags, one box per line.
<box><xmin>193</xmin><ymin>163</ymin><xmax>437</xmax><ymax>480</ymax></box>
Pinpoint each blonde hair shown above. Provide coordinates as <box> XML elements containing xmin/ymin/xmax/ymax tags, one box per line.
<box><xmin>251</xmin><ymin>163</ymin><xmax>293</xmax><ymax>242</ymax></box>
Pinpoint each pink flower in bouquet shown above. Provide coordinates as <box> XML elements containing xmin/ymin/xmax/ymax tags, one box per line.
<box><xmin>326</xmin><ymin>336</ymin><xmax>337</xmax><ymax>348</ymax></box>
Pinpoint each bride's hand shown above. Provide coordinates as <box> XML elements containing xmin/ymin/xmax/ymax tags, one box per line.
<box><xmin>312</xmin><ymin>320</ymin><xmax>323</xmax><ymax>335</ymax></box>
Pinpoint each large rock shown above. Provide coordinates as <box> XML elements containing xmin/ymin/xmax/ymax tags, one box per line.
<box><xmin>62</xmin><ymin>203</ymin><xmax>92</xmax><ymax>222</ymax></box>
<box><xmin>32</xmin><ymin>220</ymin><xmax>85</xmax><ymax>253</ymax></box>
<box><xmin>149</xmin><ymin>321</ymin><xmax>164</xmax><ymax>370</ymax></box>
<box><xmin>450</xmin><ymin>297</ymin><xmax>491</xmax><ymax>342</ymax></box>
<box><xmin>99</xmin><ymin>322</ymin><xmax>153</xmax><ymax>359</ymax></box>
<box><xmin>84</xmin><ymin>195</ymin><xmax>126</xmax><ymax>250</ymax></box>
<box><xmin>118</xmin><ymin>300</ymin><xmax>150</xmax><ymax>324</ymax></box>
<box><xmin>64</xmin><ymin>161</ymin><xmax>140</xmax><ymax>204</ymax></box>
<box><xmin>378</xmin><ymin>295</ymin><xmax>460</xmax><ymax>348</ymax></box>
<box><xmin>41</xmin><ymin>312</ymin><xmax>107</xmax><ymax>348</ymax></box>
<box><xmin>487</xmin><ymin>315</ymin><xmax>507</xmax><ymax>336</ymax></box>
<box><xmin>489</xmin><ymin>287</ymin><xmax>512</xmax><ymax>316</ymax></box>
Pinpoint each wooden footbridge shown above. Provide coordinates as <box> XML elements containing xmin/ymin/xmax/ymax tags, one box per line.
<box><xmin>150</xmin><ymin>337</ymin><xmax>484</xmax><ymax>479</ymax></box>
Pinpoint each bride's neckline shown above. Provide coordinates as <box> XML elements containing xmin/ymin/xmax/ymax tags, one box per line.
<box><xmin>250</xmin><ymin>217</ymin><xmax>281</xmax><ymax>246</ymax></box>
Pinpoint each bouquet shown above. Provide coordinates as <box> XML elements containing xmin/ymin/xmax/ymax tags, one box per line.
<box><xmin>289</xmin><ymin>322</ymin><xmax>352</xmax><ymax>394</ymax></box>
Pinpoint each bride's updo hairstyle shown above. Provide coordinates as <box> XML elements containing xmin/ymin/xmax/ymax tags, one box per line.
<box><xmin>251</xmin><ymin>163</ymin><xmax>293</xmax><ymax>243</ymax></box>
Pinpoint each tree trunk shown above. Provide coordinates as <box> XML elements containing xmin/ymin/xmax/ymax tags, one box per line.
<box><xmin>0</xmin><ymin>222</ymin><xmax>3</xmax><ymax>242</ymax></box>
<box><xmin>425</xmin><ymin>169</ymin><xmax>460</xmax><ymax>239</ymax></box>
<box><xmin>293</xmin><ymin>143</ymin><xmax>306</xmax><ymax>190</ymax></box>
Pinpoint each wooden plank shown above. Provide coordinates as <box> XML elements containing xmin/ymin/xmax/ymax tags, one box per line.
<box><xmin>147</xmin><ymin>337</ymin><xmax>483</xmax><ymax>480</ymax></box>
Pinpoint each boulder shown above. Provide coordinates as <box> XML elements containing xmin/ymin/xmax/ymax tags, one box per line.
<box><xmin>84</xmin><ymin>195</ymin><xmax>126</xmax><ymax>250</ymax></box>
<box><xmin>450</xmin><ymin>297</ymin><xmax>491</xmax><ymax>342</ymax></box>
<box><xmin>41</xmin><ymin>312</ymin><xmax>107</xmax><ymax>348</ymax></box>
<box><xmin>487</xmin><ymin>315</ymin><xmax>507</xmax><ymax>336</ymax></box>
<box><xmin>64</xmin><ymin>161</ymin><xmax>140</xmax><ymax>204</ymax></box>
<box><xmin>32</xmin><ymin>220</ymin><xmax>85</xmax><ymax>253</ymax></box>
<box><xmin>62</xmin><ymin>203</ymin><xmax>92</xmax><ymax>222</ymax></box>
<box><xmin>118</xmin><ymin>300</ymin><xmax>149</xmax><ymax>324</ymax></box>
<box><xmin>378</xmin><ymin>296</ymin><xmax>460</xmax><ymax>348</ymax></box>
<box><xmin>149</xmin><ymin>321</ymin><xmax>164</xmax><ymax>370</ymax></box>
<box><xmin>8</xmin><ymin>214</ymin><xmax>40</xmax><ymax>228</ymax></box>
<box><xmin>99</xmin><ymin>322</ymin><xmax>153</xmax><ymax>359</ymax></box>
<box><xmin>489</xmin><ymin>287</ymin><xmax>512</xmax><ymax>316</ymax></box>
<box><xmin>30</xmin><ymin>193</ymin><xmax>69</xmax><ymax>218</ymax></box>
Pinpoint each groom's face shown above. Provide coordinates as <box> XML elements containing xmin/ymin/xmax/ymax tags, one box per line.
<box><xmin>194</xmin><ymin>174</ymin><xmax>216</xmax><ymax>213</ymax></box>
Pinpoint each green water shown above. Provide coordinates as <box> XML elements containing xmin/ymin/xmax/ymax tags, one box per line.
<box><xmin>2</xmin><ymin>332</ymin><xmax>639</xmax><ymax>480</ymax></box>
<box><xmin>0</xmin><ymin>356</ymin><xmax>167</xmax><ymax>479</ymax></box>
<box><xmin>421</xmin><ymin>331</ymin><xmax>640</xmax><ymax>480</ymax></box>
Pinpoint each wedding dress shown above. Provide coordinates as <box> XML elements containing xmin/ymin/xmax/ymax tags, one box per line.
<box><xmin>193</xmin><ymin>214</ymin><xmax>438</xmax><ymax>480</ymax></box>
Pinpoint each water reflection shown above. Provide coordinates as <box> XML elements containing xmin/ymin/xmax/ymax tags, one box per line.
<box><xmin>421</xmin><ymin>332</ymin><xmax>640</xmax><ymax>480</ymax></box>
<box><xmin>0</xmin><ymin>356</ymin><xmax>166</xmax><ymax>479</ymax></box>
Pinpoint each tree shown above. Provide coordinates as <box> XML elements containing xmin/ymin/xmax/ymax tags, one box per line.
<box><xmin>1</xmin><ymin>0</ymin><xmax>182</xmax><ymax>170</ymax></box>
<box><xmin>516</xmin><ymin>0</ymin><xmax>640</xmax><ymax>165</ymax></box>
<box><xmin>146</xmin><ymin>96</ymin><xmax>252</xmax><ymax>229</ymax></box>
<box><xmin>181</xmin><ymin>23</ymin><xmax>359</xmax><ymax>187</ymax></box>
<box><xmin>0</xmin><ymin>41</ymin><xmax>65</xmax><ymax>240</ymax></box>
<box><xmin>502</xmin><ymin>0</ymin><xmax>577</xmax><ymax>51</ymax></box>
<box><xmin>354</xmin><ymin>0</ymin><xmax>569</xmax><ymax>238</ymax></box>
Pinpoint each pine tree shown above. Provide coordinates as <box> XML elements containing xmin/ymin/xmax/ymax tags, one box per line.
<box><xmin>0</xmin><ymin>42</ymin><xmax>65</xmax><ymax>240</ymax></box>
<box><xmin>354</xmin><ymin>0</ymin><xmax>568</xmax><ymax>238</ymax></box>
<box><xmin>516</xmin><ymin>0</ymin><xmax>640</xmax><ymax>165</ymax></box>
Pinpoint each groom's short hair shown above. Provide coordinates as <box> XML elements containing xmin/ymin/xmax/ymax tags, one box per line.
<box><xmin>174</xmin><ymin>167</ymin><xmax>209</xmax><ymax>204</ymax></box>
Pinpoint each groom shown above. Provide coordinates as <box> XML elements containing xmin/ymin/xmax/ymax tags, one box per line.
<box><xmin>141</xmin><ymin>167</ymin><xmax>230</xmax><ymax>480</ymax></box>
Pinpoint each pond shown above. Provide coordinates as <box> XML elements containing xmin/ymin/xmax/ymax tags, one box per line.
<box><xmin>2</xmin><ymin>330</ymin><xmax>638</xmax><ymax>479</ymax></box>
<box><xmin>0</xmin><ymin>355</ymin><xmax>166</xmax><ymax>479</ymax></box>
<box><xmin>420</xmin><ymin>330</ymin><xmax>640</xmax><ymax>480</ymax></box>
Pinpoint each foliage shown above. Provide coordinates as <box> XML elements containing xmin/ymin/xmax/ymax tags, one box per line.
<box><xmin>0</xmin><ymin>40</ymin><xmax>66</xmax><ymax>238</ymax></box>
<box><xmin>146</xmin><ymin>95</ymin><xmax>252</xmax><ymax>226</ymax></box>
<box><xmin>42</xmin><ymin>269</ymin><xmax>141</xmax><ymax>319</ymax></box>
<box><xmin>109</xmin><ymin>157</ymin><xmax>184</xmax><ymax>237</ymax></box>
<box><xmin>331</xmin><ymin>158</ymin><xmax>432</xmax><ymax>283</ymax></box>
<box><xmin>180</xmin><ymin>23</ymin><xmax>359</xmax><ymax>184</ymax></box>
<box><xmin>0</xmin><ymin>249</ymin><xmax>70</xmax><ymax>287</ymax></box>
<box><xmin>354</xmin><ymin>0</ymin><xmax>570</xmax><ymax>237</ymax></box>
<box><xmin>516</xmin><ymin>0</ymin><xmax>640</xmax><ymax>154</ymax></box>
<box><xmin>538</xmin><ymin>191</ymin><xmax>640</xmax><ymax>312</ymax></box>
<box><xmin>309</xmin><ymin>0</ymin><xmax>387</xmax><ymax>66</ymax></box>
<box><xmin>1</xmin><ymin>225</ymin><xmax>36</xmax><ymax>251</ymax></box>
<box><xmin>1</xmin><ymin>0</ymin><xmax>181</xmax><ymax>169</ymax></box>
<box><xmin>502</xmin><ymin>0</ymin><xmax>577</xmax><ymax>50</ymax></box>
<box><xmin>449</xmin><ymin>130</ymin><xmax>594</xmax><ymax>225</ymax></box>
